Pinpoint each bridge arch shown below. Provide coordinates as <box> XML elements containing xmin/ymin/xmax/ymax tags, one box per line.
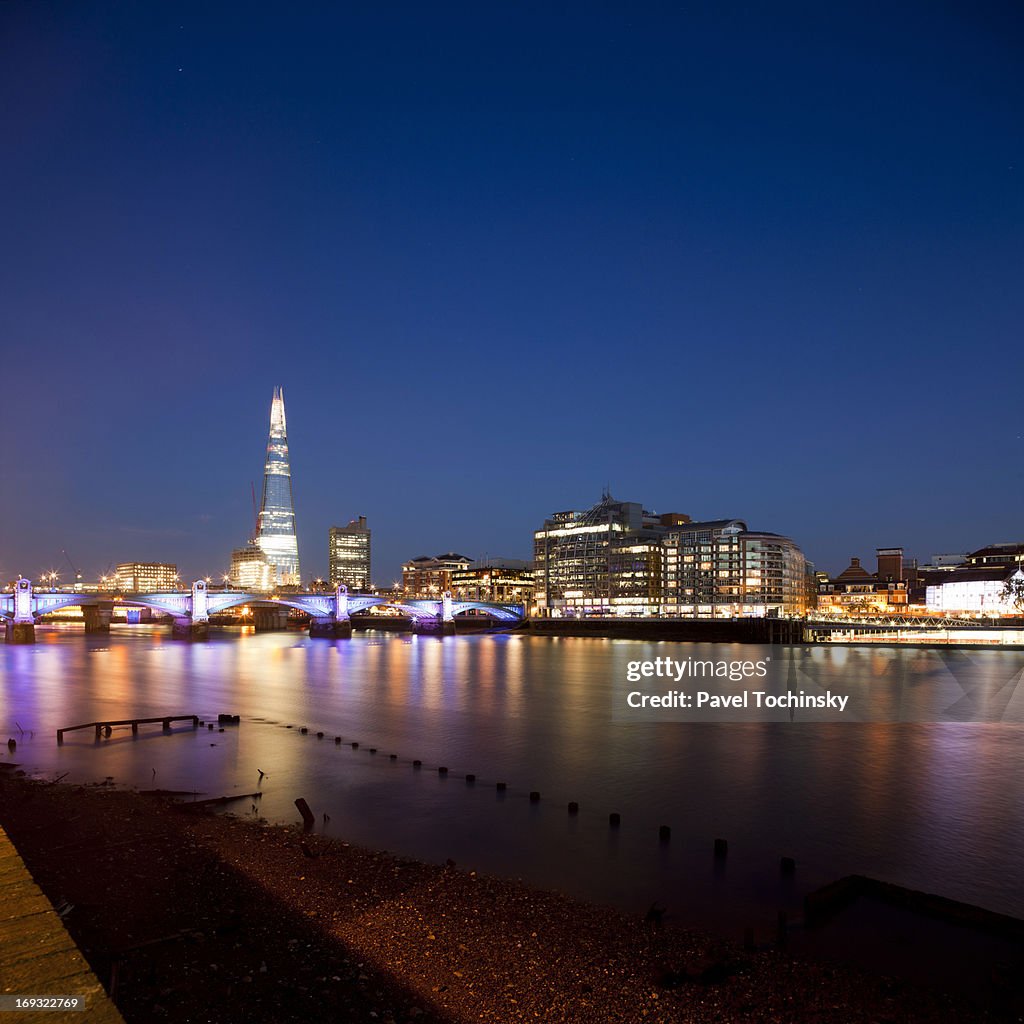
<box><xmin>347</xmin><ymin>597</ymin><xmax>442</xmax><ymax>620</ymax></box>
<box><xmin>449</xmin><ymin>602</ymin><xmax>523</xmax><ymax>622</ymax></box>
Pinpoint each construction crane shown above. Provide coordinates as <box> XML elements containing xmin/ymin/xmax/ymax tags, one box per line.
<box><xmin>61</xmin><ymin>549</ymin><xmax>84</xmax><ymax>592</ymax></box>
<box><xmin>251</xmin><ymin>480</ymin><xmax>260</xmax><ymax>542</ymax></box>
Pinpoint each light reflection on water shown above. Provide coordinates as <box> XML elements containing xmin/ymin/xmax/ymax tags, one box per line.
<box><xmin>2</xmin><ymin>625</ymin><xmax>1024</xmax><ymax>935</ymax></box>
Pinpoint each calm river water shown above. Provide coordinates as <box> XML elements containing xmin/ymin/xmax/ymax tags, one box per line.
<box><xmin>2</xmin><ymin>626</ymin><xmax>1024</xmax><ymax>937</ymax></box>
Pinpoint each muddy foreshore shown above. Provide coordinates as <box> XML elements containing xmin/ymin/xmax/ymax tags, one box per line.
<box><xmin>0</xmin><ymin>770</ymin><xmax>1004</xmax><ymax>1023</ymax></box>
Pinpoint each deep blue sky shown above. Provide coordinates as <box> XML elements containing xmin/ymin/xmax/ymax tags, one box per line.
<box><xmin>2</xmin><ymin>2</ymin><xmax>1022</xmax><ymax>585</ymax></box>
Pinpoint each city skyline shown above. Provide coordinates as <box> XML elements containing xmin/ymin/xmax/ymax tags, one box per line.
<box><xmin>3</xmin><ymin>396</ymin><xmax>1019</xmax><ymax>588</ymax></box>
<box><xmin>2</xmin><ymin>5</ymin><xmax>1022</xmax><ymax>584</ymax></box>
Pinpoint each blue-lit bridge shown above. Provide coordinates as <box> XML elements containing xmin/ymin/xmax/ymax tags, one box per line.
<box><xmin>0</xmin><ymin>578</ymin><xmax>525</xmax><ymax>643</ymax></box>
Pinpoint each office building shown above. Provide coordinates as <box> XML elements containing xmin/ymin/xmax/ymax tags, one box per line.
<box><xmin>230</xmin><ymin>543</ymin><xmax>274</xmax><ymax>592</ymax></box>
<box><xmin>113</xmin><ymin>562</ymin><xmax>179</xmax><ymax>592</ymax></box>
<box><xmin>532</xmin><ymin>495</ymin><xmax>672</xmax><ymax>617</ymax></box>
<box><xmin>329</xmin><ymin>517</ymin><xmax>372</xmax><ymax>591</ymax></box>
<box><xmin>533</xmin><ymin>494</ymin><xmax>805</xmax><ymax>618</ymax></box>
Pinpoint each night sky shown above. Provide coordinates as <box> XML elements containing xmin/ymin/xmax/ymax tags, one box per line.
<box><xmin>2</xmin><ymin>3</ymin><xmax>1022</xmax><ymax>586</ymax></box>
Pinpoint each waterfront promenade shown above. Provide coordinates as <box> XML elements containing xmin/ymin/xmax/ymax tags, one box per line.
<box><xmin>0</xmin><ymin>824</ymin><xmax>123</xmax><ymax>1024</ymax></box>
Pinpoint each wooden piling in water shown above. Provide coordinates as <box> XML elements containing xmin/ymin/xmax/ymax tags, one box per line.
<box><xmin>294</xmin><ymin>797</ymin><xmax>315</xmax><ymax>831</ymax></box>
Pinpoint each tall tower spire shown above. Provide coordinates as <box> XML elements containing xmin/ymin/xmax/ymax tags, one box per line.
<box><xmin>256</xmin><ymin>386</ymin><xmax>301</xmax><ymax>586</ymax></box>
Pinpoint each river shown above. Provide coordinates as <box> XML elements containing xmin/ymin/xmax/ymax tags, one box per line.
<box><xmin>2</xmin><ymin>626</ymin><xmax>1023</xmax><ymax>939</ymax></box>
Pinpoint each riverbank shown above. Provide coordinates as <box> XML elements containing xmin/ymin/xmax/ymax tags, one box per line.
<box><xmin>0</xmin><ymin>770</ymin><xmax>1003</xmax><ymax>1023</ymax></box>
<box><xmin>528</xmin><ymin>618</ymin><xmax>803</xmax><ymax>643</ymax></box>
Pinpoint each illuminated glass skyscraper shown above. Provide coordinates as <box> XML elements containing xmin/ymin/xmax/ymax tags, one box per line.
<box><xmin>256</xmin><ymin>387</ymin><xmax>301</xmax><ymax>586</ymax></box>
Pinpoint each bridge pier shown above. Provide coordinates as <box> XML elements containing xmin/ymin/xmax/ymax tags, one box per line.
<box><xmin>171</xmin><ymin>617</ymin><xmax>209</xmax><ymax>640</ymax></box>
<box><xmin>409</xmin><ymin>591</ymin><xmax>457</xmax><ymax>634</ymax></box>
<box><xmin>6</xmin><ymin>578</ymin><xmax>36</xmax><ymax>643</ymax></box>
<box><xmin>253</xmin><ymin>606</ymin><xmax>289</xmax><ymax>632</ymax></box>
<box><xmin>309</xmin><ymin>616</ymin><xmax>352</xmax><ymax>638</ymax></box>
<box><xmin>83</xmin><ymin>604</ymin><xmax>113</xmax><ymax>634</ymax></box>
<box><xmin>411</xmin><ymin>617</ymin><xmax>456</xmax><ymax>635</ymax></box>
<box><xmin>4</xmin><ymin>621</ymin><xmax>35</xmax><ymax>644</ymax></box>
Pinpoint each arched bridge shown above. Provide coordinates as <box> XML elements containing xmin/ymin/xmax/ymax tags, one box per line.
<box><xmin>1</xmin><ymin>578</ymin><xmax>525</xmax><ymax>643</ymax></box>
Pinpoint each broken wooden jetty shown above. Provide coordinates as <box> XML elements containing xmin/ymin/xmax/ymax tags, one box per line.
<box><xmin>177</xmin><ymin>791</ymin><xmax>262</xmax><ymax>810</ymax></box>
<box><xmin>56</xmin><ymin>715</ymin><xmax>200</xmax><ymax>744</ymax></box>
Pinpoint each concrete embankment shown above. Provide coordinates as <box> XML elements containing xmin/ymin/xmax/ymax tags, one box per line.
<box><xmin>528</xmin><ymin>617</ymin><xmax>805</xmax><ymax>644</ymax></box>
<box><xmin>0</xmin><ymin>823</ymin><xmax>123</xmax><ymax>1023</ymax></box>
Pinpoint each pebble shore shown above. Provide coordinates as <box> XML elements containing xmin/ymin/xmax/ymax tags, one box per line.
<box><xmin>0</xmin><ymin>772</ymin><xmax>998</xmax><ymax>1023</ymax></box>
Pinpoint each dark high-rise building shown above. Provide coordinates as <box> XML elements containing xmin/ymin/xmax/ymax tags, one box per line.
<box><xmin>256</xmin><ymin>387</ymin><xmax>301</xmax><ymax>586</ymax></box>
<box><xmin>329</xmin><ymin>517</ymin><xmax>371</xmax><ymax>591</ymax></box>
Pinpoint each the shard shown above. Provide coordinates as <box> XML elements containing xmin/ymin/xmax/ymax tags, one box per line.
<box><xmin>256</xmin><ymin>387</ymin><xmax>301</xmax><ymax>586</ymax></box>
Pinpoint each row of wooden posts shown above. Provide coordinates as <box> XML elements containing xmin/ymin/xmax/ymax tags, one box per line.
<box><xmin>288</xmin><ymin>728</ymin><xmax>799</xmax><ymax>869</ymax></box>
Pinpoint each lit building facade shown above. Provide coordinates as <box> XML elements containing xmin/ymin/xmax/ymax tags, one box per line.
<box><xmin>661</xmin><ymin>521</ymin><xmax>808</xmax><ymax>618</ymax></box>
<box><xmin>533</xmin><ymin>495</ymin><xmax>807</xmax><ymax>618</ymax></box>
<box><xmin>114</xmin><ymin>562</ymin><xmax>179</xmax><ymax>592</ymax></box>
<box><xmin>817</xmin><ymin>554</ymin><xmax>910</xmax><ymax>615</ymax></box>
<box><xmin>926</xmin><ymin>567</ymin><xmax>1024</xmax><ymax>615</ymax></box>
<box><xmin>329</xmin><ymin>517</ymin><xmax>372</xmax><ymax>591</ymax></box>
<box><xmin>256</xmin><ymin>387</ymin><xmax>301</xmax><ymax>586</ymax></box>
<box><xmin>402</xmin><ymin>554</ymin><xmax>473</xmax><ymax>597</ymax></box>
<box><xmin>230</xmin><ymin>543</ymin><xmax>274</xmax><ymax>592</ymax></box>
<box><xmin>450</xmin><ymin>559</ymin><xmax>533</xmax><ymax>604</ymax></box>
<box><xmin>532</xmin><ymin>497</ymin><xmax>665</xmax><ymax>617</ymax></box>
